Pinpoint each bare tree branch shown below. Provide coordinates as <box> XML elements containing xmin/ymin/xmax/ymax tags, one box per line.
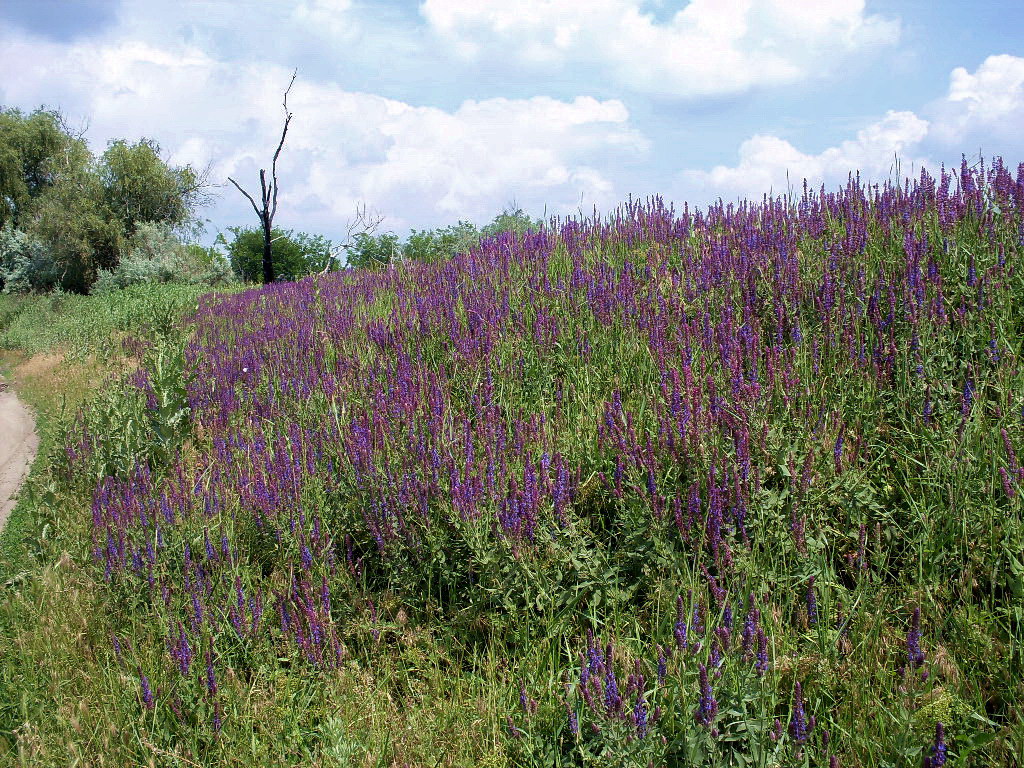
<box><xmin>270</xmin><ymin>69</ymin><xmax>297</xmax><ymax>223</ymax></box>
<box><xmin>227</xmin><ymin>176</ymin><xmax>262</xmax><ymax>219</ymax></box>
<box><xmin>319</xmin><ymin>202</ymin><xmax>386</xmax><ymax>273</ymax></box>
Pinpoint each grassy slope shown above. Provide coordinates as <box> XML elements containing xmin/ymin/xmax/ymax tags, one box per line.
<box><xmin>0</xmin><ymin>286</ymin><xmax>500</xmax><ymax>768</ymax></box>
<box><xmin>1</xmin><ymin>171</ymin><xmax>1023</xmax><ymax>767</ymax></box>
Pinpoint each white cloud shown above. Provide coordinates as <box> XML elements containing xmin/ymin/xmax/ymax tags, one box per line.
<box><xmin>420</xmin><ymin>0</ymin><xmax>900</xmax><ymax>98</ymax></box>
<box><xmin>0</xmin><ymin>33</ymin><xmax>647</xmax><ymax>235</ymax></box>
<box><xmin>686</xmin><ymin>111</ymin><xmax>929</xmax><ymax>199</ymax></box>
<box><xmin>684</xmin><ymin>54</ymin><xmax>1024</xmax><ymax>201</ymax></box>
<box><xmin>291</xmin><ymin>0</ymin><xmax>357</xmax><ymax>42</ymax></box>
<box><xmin>931</xmin><ymin>54</ymin><xmax>1024</xmax><ymax>143</ymax></box>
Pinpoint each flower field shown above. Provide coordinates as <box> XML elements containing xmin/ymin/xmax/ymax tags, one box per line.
<box><xmin>62</xmin><ymin>159</ymin><xmax>1024</xmax><ymax>765</ymax></box>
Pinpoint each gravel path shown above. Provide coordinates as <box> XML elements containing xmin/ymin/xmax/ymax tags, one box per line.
<box><xmin>0</xmin><ymin>379</ymin><xmax>38</xmax><ymax>531</ymax></box>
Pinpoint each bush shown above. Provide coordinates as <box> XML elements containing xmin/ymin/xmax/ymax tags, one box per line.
<box><xmin>479</xmin><ymin>206</ymin><xmax>541</xmax><ymax>238</ymax></box>
<box><xmin>345</xmin><ymin>207</ymin><xmax>543</xmax><ymax>270</ymax></box>
<box><xmin>402</xmin><ymin>221</ymin><xmax>480</xmax><ymax>264</ymax></box>
<box><xmin>92</xmin><ymin>223</ymin><xmax>233</xmax><ymax>294</ymax></box>
<box><xmin>224</xmin><ymin>227</ymin><xmax>335</xmax><ymax>282</ymax></box>
<box><xmin>345</xmin><ymin>231</ymin><xmax>401</xmax><ymax>269</ymax></box>
<box><xmin>0</xmin><ymin>107</ymin><xmax>206</xmax><ymax>293</ymax></box>
<box><xmin>0</xmin><ymin>225</ymin><xmax>60</xmax><ymax>293</ymax></box>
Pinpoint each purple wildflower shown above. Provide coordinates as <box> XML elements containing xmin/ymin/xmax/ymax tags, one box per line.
<box><xmin>140</xmin><ymin>673</ymin><xmax>154</xmax><ymax>710</ymax></box>
<box><xmin>806</xmin><ymin>576</ymin><xmax>818</xmax><ymax>626</ymax></box>
<box><xmin>674</xmin><ymin>595</ymin><xmax>689</xmax><ymax>651</ymax></box>
<box><xmin>694</xmin><ymin>664</ymin><xmax>718</xmax><ymax>727</ymax></box>
<box><xmin>789</xmin><ymin>681</ymin><xmax>809</xmax><ymax>744</ymax></box>
<box><xmin>755</xmin><ymin>627</ymin><xmax>769</xmax><ymax>676</ymax></box>
<box><xmin>923</xmin><ymin>722</ymin><xmax>948</xmax><ymax>767</ymax></box>
<box><xmin>908</xmin><ymin>607</ymin><xmax>925</xmax><ymax>668</ymax></box>
<box><xmin>604</xmin><ymin>651</ymin><xmax>622</xmax><ymax>713</ymax></box>
<box><xmin>633</xmin><ymin>694</ymin><xmax>649</xmax><ymax>738</ymax></box>
<box><xmin>565</xmin><ymin>701</ymin><xmax>579</xmax><ymax>738</ymax></box>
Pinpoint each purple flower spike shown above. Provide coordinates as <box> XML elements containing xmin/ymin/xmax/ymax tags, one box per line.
<box><xmin>675</xmin><ymin>595</ymin><xmax>689</xmax><ymax>651</ymax></box>
<box><xmin>755</xmin><ymin>627</ymin><xmax>769</xmax><ymax>676</ymax></box>
<box><xmin>565</xmin><ymin>700</ymin><xmax>579</xmax><ymax>738</ymax></box>
<box><xmin>907</xmin><ymin>606</ymin><xmax>925</xmax><ymax>668</ymax></box>
<box><xmin>140</xmin><ymin>673</ymin><xmax>154</xmax><ymax>710</ymax></box>
<box><xmin>632</xmin><ymin>694</ymin><xmax>649</xmax><ymax>738</ymax></box>
<box><xmin>923</xmin><ymin>722</ymin><xmax>947</xmax><ymax>767</ymax></box>
<box><xmin>806</xmin><ymin>576</ymin><xmax>818</xmax><ymax>626</ymax></box>
<box><xmin>694</xmin><ymin>664</ymin><xmax>718</xmax><ymax>727</ymax></box>
<box><xmin>604</xmin><ymin>656</ymin><xmax>621</xmax><ymax>713</ymax></box>
<box><xmin>789</xmin><ymin>681</ymin><xmax>809</xmax><ymax>744</ymax></box>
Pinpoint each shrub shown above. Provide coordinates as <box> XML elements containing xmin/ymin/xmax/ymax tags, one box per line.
<box><xmin>347</xmin><ymin>207</ymin><xmax>543</xmax><ymax>269</ymax></box>
<box><xmin>224</xmin><ymin>226</ymin><xmax>335</xmax><ymax>282</ymax></box>
<box><xmin>402</xmin><ymin>221</ymin><xmax>480</xmax><ymax>264</ymax></box>
<box><xmin>92</xmin><ymin>223</ymin><xmax>233</xmax><ymax>294</ymax></box>
<box><xmin>479</xmin><ymin>205</ymin><xmax>541</xmax><ymax>238</ymax></box>
<box><xmin>0</xmin><ymin>225</ymin><xmax>60</xmax><ymax>293</ymax></box>
<box><xmin>345</xmin><ymin>230</ymin><xmax>401</xmax><ymax>269</ymax></box>
<box><xmin>1</xmin><ymin>107</ymin><xmax>207</xmax><ymax>293</ymax></box>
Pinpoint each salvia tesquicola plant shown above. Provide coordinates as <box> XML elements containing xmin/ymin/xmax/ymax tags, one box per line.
<box><xmin>71</xmin><ymin>157</ymin><xmax>1024</xmax><ymax>765</ymax></box>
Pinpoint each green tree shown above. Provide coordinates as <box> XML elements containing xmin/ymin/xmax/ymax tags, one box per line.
<box><xmin>27</xmin><ymin>164</ymin><xmax>124</xmax><ymax>291</ymax></box>
<box><xmin>0</xmin><ymin>105</ymin><xmax>206</xmax><ymax>292</ymax></box>
<box><xmin>0</xmin><ymin>107</ymin><xmax>90</xmax><ymax>229</ymax></box>
<box><xmin>342</xmin><ymin>207</ymin><xmax>542</xmax><ymax>273</ymax></box>
<box><xmin>480</xmin><ymin>206</ymin><xmax>541</xmax><ymax>238</ymax></box>
<box><xmin>100</xmin><ymin>139</ymin><xmax>203</xmax><ymax>233</ymax></box>
<box><xmin>224</xmin><ymin>226</ymin><xmax>335</xmax><ymax>283</ymax></box>
<box><xmin>402</xmin><ymin>221</ymin><xmax>480</xmax><ymax>264</ymax></box>
<box><xmin>345</xmin><ymin>231</ymin><xmax>401</xmax><ymax>270</ymax></box>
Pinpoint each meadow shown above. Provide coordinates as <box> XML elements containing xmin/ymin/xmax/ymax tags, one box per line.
<box><xmin>2</xmin><ymin>159</ymin><xmax>1023</xmax><ymax>766</ymax></box>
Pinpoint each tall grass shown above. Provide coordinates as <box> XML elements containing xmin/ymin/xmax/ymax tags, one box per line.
<box><xmin>0</xmin><ymin>283</ymin><xmax>219</xmax><ymax>360</ymax></box>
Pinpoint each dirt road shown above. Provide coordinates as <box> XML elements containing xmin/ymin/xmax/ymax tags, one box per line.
<box><xmin>0</xmin><ymin>380</ymin><xmax>38</xmax><ymax>530</ymax></box>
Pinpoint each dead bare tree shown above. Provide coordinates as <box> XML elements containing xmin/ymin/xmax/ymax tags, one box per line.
<box><xmin>228</xmin><ymin>70</ymin><xmax>297</xmax><ymax>284</ymax></box>
<box><xmin>323</xmin><ymin>202</ymin><xmax>387</xmax><ymax>272</ymax></box>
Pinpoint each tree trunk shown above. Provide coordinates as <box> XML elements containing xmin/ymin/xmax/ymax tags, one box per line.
<box><xmin>261</xmin><ymin>215</ymin><xmax>274</xmax><ymax>284</ymax></box>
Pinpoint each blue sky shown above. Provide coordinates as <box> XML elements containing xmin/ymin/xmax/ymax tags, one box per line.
<box><xmin>2</xmin><ymin>0</ymin><xmax>1023</xmax><ymax>245</ymax></box>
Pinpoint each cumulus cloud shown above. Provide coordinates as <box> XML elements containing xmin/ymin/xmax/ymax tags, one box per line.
<box><xmin>931</xmin><ymin>54</ymin><xmax>1024</xmax><ymax>144</ymax></box>
<box><xmin>291</xmin><ymin>0</ymin><xmax>358</xmax><ymax>43</ymax></box>
<box><xmin>420</xmin><ymin>0</ymin><xmax>900</xmax><ymax>98</ymax></box>
<box><xmin>685</xmin><ymin>54</ymin><xmax>1024</xmax><ymax>201</ymax></box>
<box><xmin>0</xmin><ymin>32</ymin><xmax>647</xmax><ymax>235</ymax></box>
<box><xmin>687</xmin><ymin>111</ymin><xmax>930</xmax><ymax>199</ymax></box>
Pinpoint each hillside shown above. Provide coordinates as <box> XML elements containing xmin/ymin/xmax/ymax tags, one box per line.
<box><xmin>3</xmin><ymin>159</ymin><xmax>1024</xmax><ymax>766</ymax></box>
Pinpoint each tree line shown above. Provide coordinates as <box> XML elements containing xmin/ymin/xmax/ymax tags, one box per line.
<box><xmin>0</xmin><ymin>104</ymin><xmax>541</xmax><ymax>294</ymax></box>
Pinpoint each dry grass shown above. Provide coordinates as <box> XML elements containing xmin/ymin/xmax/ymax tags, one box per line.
<box><xmin>0</xmin><ymin>350</ymin><xmax>104</xmax><ymax>435</ymax></box>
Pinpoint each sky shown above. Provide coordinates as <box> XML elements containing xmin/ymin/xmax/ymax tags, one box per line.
<box><xmin>1</xmin><ymin>0</ymin><xmax>1023</xmax><ymax>245</ymax></box>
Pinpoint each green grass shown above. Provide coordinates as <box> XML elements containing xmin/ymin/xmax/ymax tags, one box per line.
<box><xmin>0</xmin><ymin>283</ymin><xmax>222</xmax><ymax>361</ymax></box>
<box><xmin>0</xmin><ymin>285</ymin><xmax>222</xmax><ymax>585</ymax></box>
<box><xmin>1</xmin><ymin>184</ymin><xmax>1023</xmax><ymax>767</ymax></box>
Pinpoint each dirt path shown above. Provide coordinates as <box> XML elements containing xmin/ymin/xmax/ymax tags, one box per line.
<box><xmin>0</xmin><ymin>379</ymin><xmax>38</xmax><ymax>530</ymax></box>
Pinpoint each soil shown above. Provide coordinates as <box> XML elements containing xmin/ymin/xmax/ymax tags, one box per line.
<box><xmin>0</xmin><ymin>379</ymin><xmax>38</xmax><ymax>530</ymax></box>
